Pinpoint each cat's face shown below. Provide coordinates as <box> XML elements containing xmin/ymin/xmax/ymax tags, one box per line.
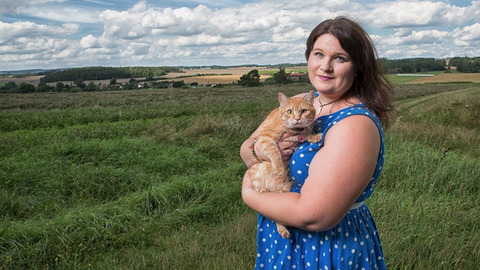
<box><xmin>280</xmin><ymin>97</ymin><xmax>316</xmax><ymax>129</ymax></box>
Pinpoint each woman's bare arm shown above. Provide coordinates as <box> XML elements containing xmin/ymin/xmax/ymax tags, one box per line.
<box><xmin>242</xmin><ymin>115</ymin><xmax>380</xmax><ymax>231</ymax></box>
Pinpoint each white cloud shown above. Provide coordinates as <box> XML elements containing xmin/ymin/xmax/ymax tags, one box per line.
<box><xmin>361</xmin><ymin>0</ymin><xmax>477</xmax><ymax>28</ymax></box>
<box><xmin>141</xmin><ymin>8</ymin><xmax>179</xmax><ymax>29</ymax></box>
<box><xmin>99</xmin><ymin>3</ymin><xmax>149</xmax><ymax>40</ymax></box>
<box><xmin>454</xmin><ymin>23</ymin><xmax>480</xmax><ymax>41</ymax></box>
<box><xmin>0</xmin><ymin>21</ymin><xmax>78</xmax><ymax>44</ymax></box>
<box><xmin>80</xmin><ymin>35</ymin><xmax>100</xmax><ymax>49</ymax></box>
<box><xmin>0</xmin><ymin>0</ymin><xmax>65</xmax><ymax>15</ymax></box>
<box><xmin>388</xmin><ymin>29</ymin><xmax>450</xmax><ymax>45</ymax></box>
<box><xmin>20</xmin><ymin>6</ymin><xmax>100</xmax><ymax>24</ymax></box>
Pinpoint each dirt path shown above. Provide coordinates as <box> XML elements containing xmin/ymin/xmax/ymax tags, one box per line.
<box><xmin>396</xmin><ymin>87</ymin><xmax>480</xmax><ymax>112</ymax></box>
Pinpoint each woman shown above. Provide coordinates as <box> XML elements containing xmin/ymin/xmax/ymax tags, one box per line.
<box><xmin>240</xmin><ymin>17</ymin><xmax>394</xmax><ymax>269</ymax></box>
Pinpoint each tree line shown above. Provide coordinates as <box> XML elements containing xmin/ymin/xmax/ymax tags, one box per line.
<box><xmin>2</xmin><ymin>57</ymin><xmax>480</xmax><ymax>93</ymax></box>
<box><xmin>449</xmin><ymin>57</ymin><xmax>480</xmax><ymax>73</ymax></box>
<box><xmin>40</xmin><ymin>66</ymin><xmax>181</xmax><ymax>83</ymax></box>
<box><xmin>380</xmin><ymin>58</ymin><xmax>447</xmax><ymax>74</ymax></box>
<box><xmin>379</xmin><ymin>57</ymin><xmax>480</xmax><ymax>73</ymax></box>
<box><xmin>0</xmin><ymin>79</ymin><xmax>191</xmax><ymax>94</ymax></box>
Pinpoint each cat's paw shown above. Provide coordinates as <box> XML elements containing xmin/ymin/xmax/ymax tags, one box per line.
<box><xmin>283</xmin><ymin>135</ymin><xmax>298</xmax><ymax>142</ymax></box>
<box><xmin>307</xmin><ymin>133</ymin><xmax>323</xmax><ymax>143</ymax></box>
<box><xmin>273</xmin><ymin>169</ymin><xmax>284</xmax><ymax>177</ymax></box>
<box><xmin>257</xmin><ymin>188</ymin><xmax>267</xmax><ymax>194</ymax></box>
<box><xmin>278</xmin><ymin>226</ymin><xmax>290</xmax><ymax>239</ymax></box>
<box><xmin>276</xmin><ymin>223</ymin><xmax>290</xmax><ymax>238</ymax></box>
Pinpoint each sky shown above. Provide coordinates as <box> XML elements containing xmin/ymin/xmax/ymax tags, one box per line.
<box><xmin>0</xmin><ymin>0</ymin><xmax>479</xmax><ymax>71</ymax></box>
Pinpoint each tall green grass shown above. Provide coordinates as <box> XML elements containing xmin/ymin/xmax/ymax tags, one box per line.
<box><xmin>1</xmin><ymin>83</ymin><xmax>479</xmax><ymax>269</ymax></box>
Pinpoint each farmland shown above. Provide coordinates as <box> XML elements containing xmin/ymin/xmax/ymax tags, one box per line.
<box><xmin>3</xmin><ymin>66</ymin><xmax>479</xmax><ymax>87</ymax></box>
<box><xmin>1</xmin><ymin>80</ymin><xmax>479</xmax><ymax>269</ymax></box>
<box><xmin>0</xmin><ymin>66</ymin><xmax>281</xmax><ymax>87</ymax></box>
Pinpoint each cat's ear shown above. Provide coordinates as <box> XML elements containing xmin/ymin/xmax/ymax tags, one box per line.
<box><xmin>304</xmin><ymin>90</ymin><xmax>315</xmax><ymax>104</ymax></box>
<box><xmin>278</xmin><ymin>92</ymin><xmax>289</xmax><ymax>106</ymax></box>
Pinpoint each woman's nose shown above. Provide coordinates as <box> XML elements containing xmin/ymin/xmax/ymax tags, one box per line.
<box><xmin>320</xmin><ymin>61</ymin><xmax>332</xmax><ymax>72</ymax></box>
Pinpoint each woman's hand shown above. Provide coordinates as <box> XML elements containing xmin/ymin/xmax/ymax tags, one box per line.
<box><xmin>241</xmin><ymin>132</ymin><xmax>298</xmax><ymax>168</ymax></box>
<box><xmin>241</xmin><ymin>170</ymin><xmax>256</xmax><ymax>204</ymax></box>
<box><xmin>276</xmin><ymin>132</ymin><xmax>298</xmax><ymax>162</ymax></box>
<box><xmin>253</xmin><ymin>132</ymin><xmax>297</xmax><ymax>162</ymax></box>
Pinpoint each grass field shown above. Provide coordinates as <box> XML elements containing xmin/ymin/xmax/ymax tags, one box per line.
<box><xmin>1</xmin><ymin>82</ymin><xmax>479</xmax><ymax>269</ymax></box>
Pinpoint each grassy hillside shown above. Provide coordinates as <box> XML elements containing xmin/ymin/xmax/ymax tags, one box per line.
<box><xmin>1</xmin><ymin>83</ymin><xmax>479</xmax><ymax>269</ymax></box>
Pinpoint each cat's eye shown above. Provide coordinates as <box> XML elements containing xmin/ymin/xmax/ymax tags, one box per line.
<box><xmin>287</xmin><ymin>109</ymin><xmax>293</xmax><ymax>114</ymax></box>
<box><xmin>301</xmin><ymin>109</ymin><xmax>308</xmax><ymax>114</ymax></box>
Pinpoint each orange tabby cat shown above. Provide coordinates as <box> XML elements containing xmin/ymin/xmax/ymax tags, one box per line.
<box><xmin>248</xmin><ymin>90</ymin><xmax>322</xmax><ymax>238</ymax></box>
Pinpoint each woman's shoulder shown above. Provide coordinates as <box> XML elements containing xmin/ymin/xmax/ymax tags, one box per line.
<box><xmin>322</xmin><ymin>110</ymin><xmax>380</xmax><ymax>151</ymax></box>
<box><xmin>316</xmin><ymin>102</ymin><xmax>382</xmax><ymax>135</ymax></box>
<box><xmin>330</xmin><ymin>100</ymin><xmax>379</xmax><ymax>122</ymax></box>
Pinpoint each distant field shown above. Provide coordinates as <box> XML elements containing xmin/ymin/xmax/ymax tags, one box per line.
<box><xmin>162</xmin><ymin>66</ymin><xmax>302</xmax><ymax>84</ymax></box>
<box><xmin>0</xmin><ymin>75</ymin><xmax>43</xmax><ymax>85</ymax></box>
<box><xmin>2</xmin><ymin>65</ymin><xmax>480</xmax><ymax>86</ymax></box>
<box><xmin>2</xmin><ymin>66</ymin><xmax>480</xmax><ymax>87</ymax></box>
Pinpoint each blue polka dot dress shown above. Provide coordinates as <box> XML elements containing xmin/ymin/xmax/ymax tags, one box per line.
<box><xmin>255</xmin><ymin>103</ymin><xmax>387</xmax><ymax>270</ymax></box>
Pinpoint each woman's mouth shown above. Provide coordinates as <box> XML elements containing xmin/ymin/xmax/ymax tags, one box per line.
<box><xmin>318</xmin><ymin>75</ymin><xmax>332</xmax><ymax>81</ymax></box>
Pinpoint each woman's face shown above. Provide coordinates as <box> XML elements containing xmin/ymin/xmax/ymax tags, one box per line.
<box><xmin>307</xmin><ymin>34</ymin><xmax>356</xmax><ymax>98</ymax></box>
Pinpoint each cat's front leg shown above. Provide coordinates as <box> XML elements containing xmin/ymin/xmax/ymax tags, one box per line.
<box><xmin>285</xmin><ymin>133</ymin><xmax>323</xmax><ymax>143</ymax></box>
<box><xmin>283</xmin><ymin>134</ymin><xmax>300</xmax><ymax>142</ymax></box>
<box><xmin>276</xmin><ymin>223</ymin><xmax>290</xmax><ymax>238</ymax></box>
<box><xmin>258</xmin><ymin>138</ymin><xmax>285</xmax><ymax>176</ymax></box>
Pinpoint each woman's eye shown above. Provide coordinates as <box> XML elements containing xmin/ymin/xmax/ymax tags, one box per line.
<box><xmin>336</xmin><ymin>56</ymin><xmax>346</xmax><ymax>62</ymax></box>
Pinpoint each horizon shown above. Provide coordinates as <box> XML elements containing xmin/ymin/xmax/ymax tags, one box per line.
<box><xmin>2</xmin><ymin>55</ymin><xmax>478</xmax><ymax>74</ymax></box>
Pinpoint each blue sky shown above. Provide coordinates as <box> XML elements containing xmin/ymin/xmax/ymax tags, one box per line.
<box><xmin>0</xmin><ymin>0</ymin><xmax>479</xmax><ymax>70</ymax></box>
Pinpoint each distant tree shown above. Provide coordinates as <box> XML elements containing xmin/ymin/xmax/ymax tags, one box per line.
<box><xmin>84</xmin><ymin>81</ymin><xmax>98</xmax><ymax>92</ymax></box>
<box><xmin>41</xmin><ymin>66</ymin><xmax>179</xmax><ymax>83</ymax></box>
<box><xmin>0</xmin><ymin>81</ymin><xmax>17</xmax><ymax>93</ymax></box>
<box><xmin>124</xmin><ymin>77</ymin><xmax>137</xmax><ymax>90</ymax></box>
<box><xmin>37</xmin><ymin>82</ymin><xmax>53</xmax><ymax>92</ymax></box>
<box><xmin>110</xmin><ymin>77</ymin><xmax>117</xmax><ymax>85</ymax></box>
<box><xmin>19</xmin><ymin>82</ymin><xmax>36</xmax><ymax>93</ymax></box>
<box><xmin>380</xmin><ymin>58</ymin><xmax>446</xmax><ymax>74</ymax></box>
<box><xmin>172</xmin><ymin>80</ymin><xmax>185</xmax><ymax>88</ymax></box>
<box><xmin>54</xmin><ymin>82</ymin><xmax>66</xmax><ymax>92</ymax></box>
<box><xmin>273</xmin><ymin>67</ymin><xmax>290</xmax><ymax>84</ymax></box>
<box><xmin>74</xmin><ymin>79</ymin><xmax>86</xmax><ymax>89</ymax></box>
<box><xmin>4</xmin><ymin>81</ymin><xmax>17</xmax><ymax>90</ymax></box>
<box><xmin>452</xmin><ymin>57</ymin><xmax>480</xmax><ymax>72</ymax></box>
<box><xmin>146</xmin><ymin>72</ymin><xmax>154</xmax><ymax>81</ymax></box>
<box><xmin>151</xmin><ymin>81</ymin><xmax>169</xmax><ymax>88</ymax></box>
<box><xmin>238</xmin><ymin>69</ymin><xmax>261</xmax><ymax>87</ymax></box>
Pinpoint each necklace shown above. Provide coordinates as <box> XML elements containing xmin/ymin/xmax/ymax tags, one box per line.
<box><xmin>318</xmin><ymin>98</ymin><xmax>340</xmax><ymax>108</ymax></box>
<box><xmin>316</xmin><ymin>96</ymin><xmax>342</xmax><ymax>115</ymax></box>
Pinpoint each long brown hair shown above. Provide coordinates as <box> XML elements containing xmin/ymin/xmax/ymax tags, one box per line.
<box><xmin>305</xmin><ymin>16</ymin><xmax>394</xmax><ymax>128</ymax></box>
